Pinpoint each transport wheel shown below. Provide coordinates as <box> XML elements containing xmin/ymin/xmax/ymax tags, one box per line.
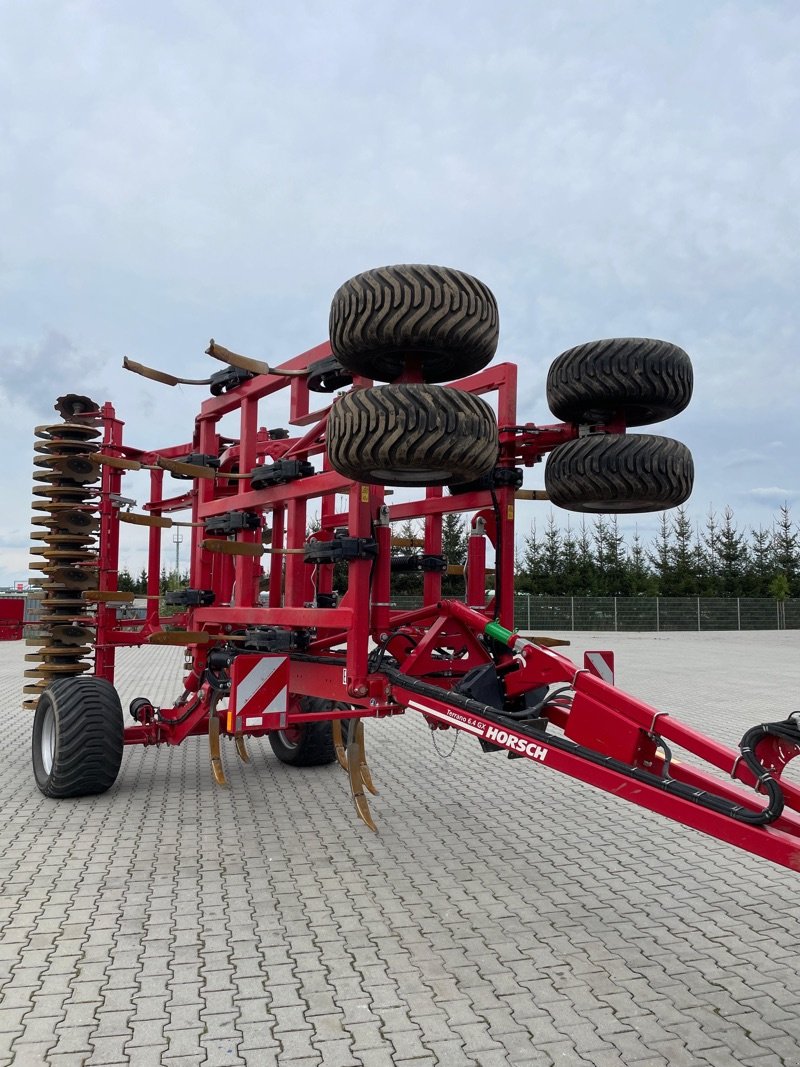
<box><xmin>268</xmin><ymin>699</ymin><xmax>337</xmax><ymax>766</ymax></box>
<box><xmin>546</xmin><ymin>338</ymin><xmax>693</xmax><ymax>427</ymax></box>
<box><xmin>329</xmin><ymin>264</ymin><xmax>498</xmax><ymax>383</ymax></box>
<box><xmin>326</xmin><ymin>383</ymin><xmax>498</xmax><ymax>487</ymax></box>
<box><xmin>544</xmin><ymin>433</ymin><xmax>693</xmax><ymax>513</ymax></box>
<box><xmin>32</xmin><ymin>676</ymin><xmax>124</xmax><ymax>798</ymax></box>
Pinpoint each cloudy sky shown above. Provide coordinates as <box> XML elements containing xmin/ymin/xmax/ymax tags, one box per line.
<box><xmin>1</xmin><ymin>0</ymin><xmax>798</xmax><ymax>586</ymax></box>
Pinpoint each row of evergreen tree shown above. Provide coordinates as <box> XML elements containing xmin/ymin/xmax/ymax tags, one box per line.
<box><xmin>117</xmin><ymin>567</ymin><xmax>189</xmax><ymax>594</ymax></box>
<box><xmin>517</xmin><ymin>504</ymin><xmax>800</xmax><ymax>599</ymax></box>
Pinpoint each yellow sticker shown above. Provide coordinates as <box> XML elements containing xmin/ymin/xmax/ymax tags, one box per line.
<box><xmin>507</xmin><ymin>505</ymin><xmax>515</xmax><ymax>521</ymax></box>
<box><xmin>361</xmin><ymin>486</ymin><xmax>370</xmax><ymax>503</ymax></box>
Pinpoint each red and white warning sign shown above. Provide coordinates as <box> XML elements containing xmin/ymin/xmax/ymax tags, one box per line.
<box><xmin>584</xmin><ymin>650</ymin><xmax>615</xmax><ymax>685</ymax></box>
<box><xmin>228</xmin><ymin>654</ymin><xmax>289</xmax><ymax>733</ymax></box>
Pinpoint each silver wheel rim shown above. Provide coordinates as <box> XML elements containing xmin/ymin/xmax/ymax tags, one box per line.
<box><xmin>277</xmin><ymin>729</ymin><xmax>300</xmax><ymax>750</ymax></box>
<box><xmin>41</xmin><ymin>705</ymin><xmax>56</xmax><ymax>775</ymax></box>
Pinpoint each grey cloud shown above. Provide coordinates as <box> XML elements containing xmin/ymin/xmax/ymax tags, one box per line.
<box><xmin>0</xmin><ymin>331</ymin><xmax>97</xmax><ymax>416</ymax></box>
<box><xmin>742</xmin><ymin>487</ymin><xmax>800</xmax><ymax>507</ymax></box>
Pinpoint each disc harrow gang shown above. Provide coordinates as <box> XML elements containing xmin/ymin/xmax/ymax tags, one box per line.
<box><xmin>24</xmin><ymin>261</ymin><xmax>800</xmax><ymax>874</ymax></box>
<box><xmin>25</xmin><ymin>415</ymin><xmax>102</xmax><ymax>707</ymax></box>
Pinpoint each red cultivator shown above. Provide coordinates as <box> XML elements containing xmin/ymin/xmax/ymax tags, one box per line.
<box><xmin>28</xmin><ymin>265</ymin><xmax>800</xmax><ymax>871</ymax></box>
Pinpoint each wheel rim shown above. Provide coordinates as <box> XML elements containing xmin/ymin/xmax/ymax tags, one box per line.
<box><xmin>41</xmin><ymin>703</ymin><xmax>56</xmax><ymax>775</ymax></box>
<box><xmin>278</xmin><ymin>724</ymin><xmax>303</xmax><ymax>749</ymax></box>
<box><xmin>372</xmin><ymin>468</ymin><xmax>454</xmax><ymax>484</ymax></box>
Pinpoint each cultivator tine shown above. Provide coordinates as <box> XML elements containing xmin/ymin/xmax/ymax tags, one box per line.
<box><xmin>83</xmin><ymin>590</ymin><xmax>136</xmax><ymax>603</ymax></box>
<box><xmin>148</xmin><ymin>631</ymin><xmax>211</xmax><ymax>646</ymax></box>
<box><xmin>206</xmin><ymin>339</ymin><xmax>308</xmax><ymax>378</ymax></box>
<box><xmin>92</xmin><ymin>453</ymin><xmax>143</xmax><ymax>471</ymax></box>
<box><xmin>358</xmin><ymin>721</ymin><xmax>379</xmax><ymax>797</ymax></box>
<box><xmin>119</xmin><ymin>511</ymin><xmax>173</xmax><ymax>528</ymax></box>
<box><xmin>209</xmin><ymin>713</ymin><xmax>227</xmax><ymax>786</ymax></box>
<box><xmin>346</xmin><ymin>720</ymin><xmax>378</xmax><ymax>832</ymax></box>
<box><xmin>156</xmin><ymin>456</ymin><xmax>217</xmax><ymax>479</ymax></box>
<box><xmin>201</xmin><ymin>538</ymin><xmax>264</xmax><ymax>557</ymax></box>
<box><xmin>234</xmin><ymin>736</ymin><xmax>251</xmax><ymax>763</ymax></box>
<box><xmin>332</xmin><ymin>719</ymin><xmax>349</xmax><ymax>771</ymax></box>
<box><xmin>122</xmin><ymin>356</ymin><xmax>212</xmax><ymax>387</ymax></box>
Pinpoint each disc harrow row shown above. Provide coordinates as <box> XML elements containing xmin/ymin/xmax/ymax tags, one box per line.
<box><xmin>25</xmin><ymin>406</ymin><xmax>103</xmax><ymax>708</ymax></box>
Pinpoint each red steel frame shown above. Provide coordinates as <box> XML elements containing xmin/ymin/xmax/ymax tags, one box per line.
<box><xmin>85</xmin><ymin>343</ymin><xmax>800</xmax><ymax>872</ymax></box>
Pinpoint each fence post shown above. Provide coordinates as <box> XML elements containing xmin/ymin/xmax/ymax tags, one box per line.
<box><xmin>571</xmin><ymin>596</ymin><xmax>575</xmax><ymax>631</ymax></box>
<box><xmin>697</xmin><ymin>597</ymin><xmax>701</xmax><ymax>631</ymax></box>
<box><xmin>527</xmin><ymin>594</ymin><xmax>531</xmax><ymax>631</ymax></box>
<box><xmin>614</xmin><ymin>597</ymin><xmax>618</xmax><ymax>632</ymax></box>
<box><xmin>777</xmin><ymin>600</ymin><xmax>781</xmax><ymax>630</ymax></box>
<box><xmin>737</xmin><ymin>598</ymin><xmax>741</xmax><ymax>630</ymax></box>
<box><xmin>656</xmin><ymin>597</ymin><xmax>660</xmax><ymax>632</ymax></box>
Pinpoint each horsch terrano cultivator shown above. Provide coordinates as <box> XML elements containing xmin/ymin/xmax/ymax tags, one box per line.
<box><xmin>27</xmin><ymin>265</ymin><xmax>800</xmax><ymax>871</ymax></box>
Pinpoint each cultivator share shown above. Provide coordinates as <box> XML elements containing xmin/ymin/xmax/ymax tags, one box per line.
<box><xmin>28</xmin><ymin>264</ymin><xmax>800</xmax><ymax>870</ymax></box>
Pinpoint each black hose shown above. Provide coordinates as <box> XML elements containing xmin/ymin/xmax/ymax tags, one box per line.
<box><xmin>289</xmin><ymin>653</ymin><xmax>793</xmax><ymax>827</ymax></box>
<box><xmin>380</xmin><ymin>665</ymin><xmax>789</xmax><ymax>827</ymax></box>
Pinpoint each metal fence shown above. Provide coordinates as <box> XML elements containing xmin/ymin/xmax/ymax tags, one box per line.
<box><xmin>15</xmin><ymin>591</ymin><xmax>800</xmax><ymax>634</ymax></box>
<box><xmin>391</xmin><ymin>595</ymin><xmax>800</xmax><ymax>631</ymax></box>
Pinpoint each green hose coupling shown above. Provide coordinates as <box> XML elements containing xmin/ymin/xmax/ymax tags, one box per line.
<box><xmin>484</xmin><ymin>620</ymin><xmax>515</xmax><ymax>646</ymax></box>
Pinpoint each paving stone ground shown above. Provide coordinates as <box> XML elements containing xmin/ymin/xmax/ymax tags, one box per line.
<box><xmin>2</xmin><ymin>631</ymin><xmax>800</xmax><ymax>1066</ymax></box>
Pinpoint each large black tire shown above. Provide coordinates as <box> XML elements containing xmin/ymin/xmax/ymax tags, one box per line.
<box><xmin>330</xmin><ymin>264</ymin><xmax>499</xmax><ymax>383</ymax></box>
<box><xmin>32</xmin><ymin>676</ymin><xmax>124</xmax><ymax>798</ymax></box>
<box><xmin>547</xmin><ymin>338</ymin><xmax>693</xmax><ymax>427</ymax></box>
<box><xmin>268</xmin><ymin>698</ymin><xmax>337</xmax><ymax>766</ymax></box>
<box><xmin>326</xmin><ymin>383</ymin><xmax>498</xmax><ymax>486</ymax></box>
<box><xmin>545</xmin><ymin>434</ymin><xmax>693</xmax><ymax>514</ymax></box>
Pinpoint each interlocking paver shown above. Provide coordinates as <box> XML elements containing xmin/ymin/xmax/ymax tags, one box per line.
<box><xmin>3</xmin><ymin>635</ymin><xmax>800</xmax><ymax>1066</ymax></box>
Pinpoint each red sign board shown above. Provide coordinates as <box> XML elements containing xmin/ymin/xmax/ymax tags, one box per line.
<box><xmin>228</xmin><ymin>654</ymin><xmax>290</xmax><ymax>733</ymax></box>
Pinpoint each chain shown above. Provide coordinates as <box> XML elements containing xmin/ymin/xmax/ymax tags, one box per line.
<box><xmin>431</xmin><ymin>727</ymin><xmax>460</xmax><ymax>758</ymax></box>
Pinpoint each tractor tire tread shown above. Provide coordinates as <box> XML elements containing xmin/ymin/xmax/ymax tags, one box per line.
<box><xmin>547</xmin><ymin>338</ymin><xmax>693</xmax><ymax>427</ymax></box>
<box><xmin>33</xmin><ymin>676</ymin><xmax>124</xmax><ymax>798</ymax></box>
<box><xmin>545</xmin><ymin>433</ymin><xmax>694</xmax><ymax>514</ymax></box>
<box><xmin>327</xmin><ymin>384</ymin><xmax>498</xmax><ymax>486</ymax></box>
<box><xmin>330</xmin><ymin>264</ymin><xmax>498</xmax><ymax>382</ymax></box>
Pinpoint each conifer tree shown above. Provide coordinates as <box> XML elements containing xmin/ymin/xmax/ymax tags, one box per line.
<box><xmin>561</xmin><ymin>520</ymin><xmax>580</xmax><ymax>594</ymax></box>
<box><xmin>670</xmin><ymin>505</ymin><xmax>698</xmax><ymax>596</ymax></box>
<box><xmin>749</xmin><ymin>526</ymin><xmax>773</xmax><ymax>597</ymax></box>
<box><xmin>594</xmin><ymin>515</ymin><xmax>626</xmax><ymax>595</ymax></box>
<box><xmin>703</xmin><ymin>509</ymin><xmax>720</xmax><ymax>590</ymax></box>
<box><xmin>118</xmin><ymin>567</ymin><xmax>135</xmax><ymax>592</ymax></box>
<box><xmin>542</xmin><ymin>512</ymin><xmax>562</xmax><ymax>594</ymax></box>
<box><xmin>628</xmin><ymin>527</ymin><xmax>655</xmax><ymax>595</ymax></box>
<box><xmin>649</xmin><ymin>513</ymin><xmax>672</xmax><ymax>593</ymax></box>
<box><xmin>773</xmin><ymin>504</ymin><xmax>800</xmax><ymax>597</ymax></box>
<box><xmin>575</xmin><ymin>518</ymin><xmax>595</xmax><ymax>595</ymax></box>
<box><xmin>717</xmin><ymin>506</ymin><xmax>748</xmax><ymax>596</ymax></box>
<box><xmin>518</xmin><ymin>521</ymin><xmax>544</xmax><ymax>594</ymax></box>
